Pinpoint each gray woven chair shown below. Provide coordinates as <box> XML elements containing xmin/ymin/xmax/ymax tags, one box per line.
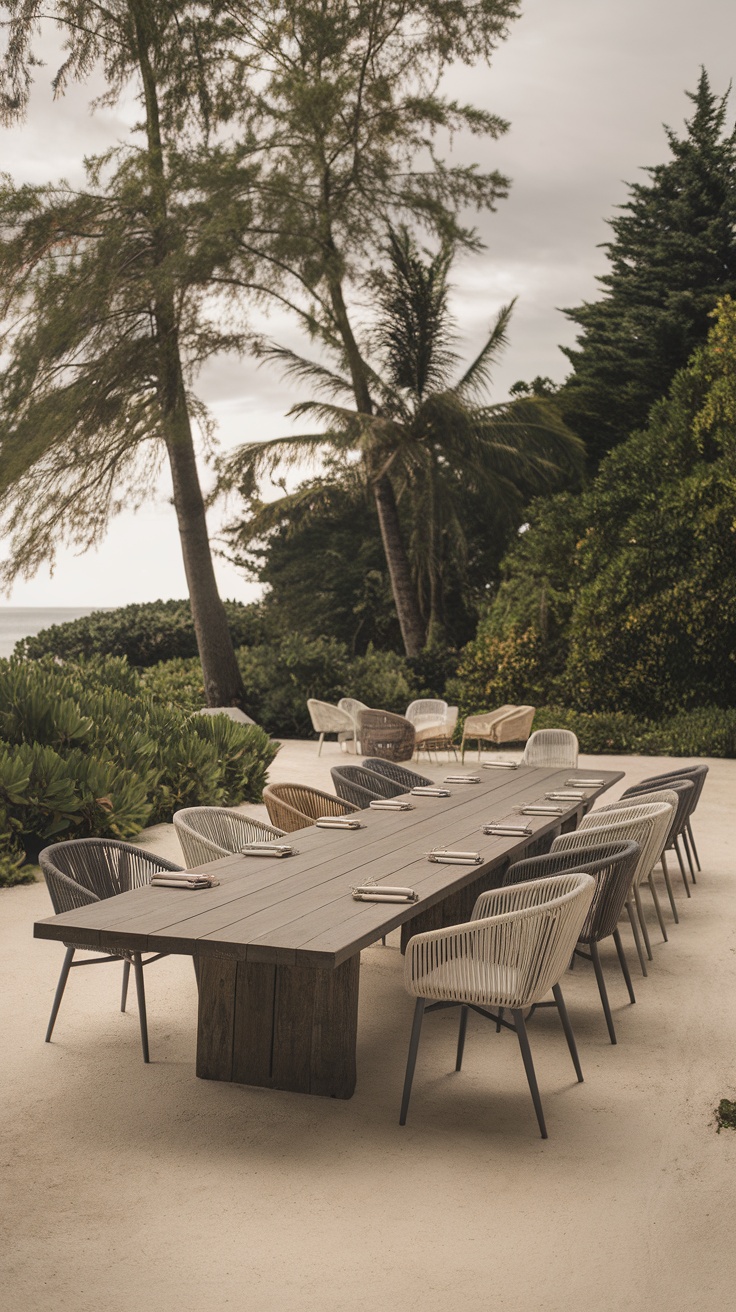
<box><xmin>38</xmin><ymin>838</ymin><xmax>183</xmax><ymax>1062</ymax></box>
<box><xmin>501</xmin><ymin>841</ymin><xmax>640</xmax><ymax>1044</ymax></box>
<box><xmin>330</xmin><ymin>764</ymin><xmax>403</xmax><ymax>808</ymax></box>
<box><xmin>358</xmin><ymin>709</ymin><xmax>416</xmax><ymax>762</ymax></box>
<box><xmin>361</xmin><ymin>759</ymin><xmax>432</xmax><ymax>790</ymax></box>
<box><xmin>173</xmin><ymin>807</ymin><xmax>285</xmax><ymax>867</ymax></box>
<box><xmin>621</xmin><ymin>779</ymin><xmax>695</xmax><ymax>903</ymax></box>
<box><xmin>636</xmin><ymin>765</ymin><xmax>708</xmax><ymax>882</ymax></box>
<box><xmin>263</xmin><ymin>783</ymin><xmax>359</xmax><ymax>833</ymax></box>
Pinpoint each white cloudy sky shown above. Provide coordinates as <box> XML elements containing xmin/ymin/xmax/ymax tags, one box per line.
<box><xmin>3</xmin><ymin>0</ymin><xmax>736</xmax><ymax>608</ymax></box>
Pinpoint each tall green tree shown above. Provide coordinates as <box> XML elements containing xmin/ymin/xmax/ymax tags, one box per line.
<box><xmin>223</xmin><ymin>229</ymin><xmax>583</xmax><ymax>651</ymax></box>
<box><xmin>560</xmin><ymin>70</ymin><xmax>736</xmax><ymax>467</ymax></box>
<box><xmin>0</xmin><ymin>1</ymin><xmax>249</xmax><ymax>707</ymax></box>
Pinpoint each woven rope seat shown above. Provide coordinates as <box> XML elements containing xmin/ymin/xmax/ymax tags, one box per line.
<box><xmin>173</xmin><ymin>807</ymin><xmax>285</xmax><ymax>867</ymax></box>
<box><xmin>330</xmin><ymin>764</ymin><xmax>405</xmax><ymax>808</ymax></box>
<box><xmin>460</xmin><ymin>705</ymin><xmax>535</xmax><ymax>761</ymax></box>
<box><xmin>263</xmin><ymin>782</ymin><xmax>359</xmax><ymax>833</ymax></box>
<box><xmin>360</xmin><ymin>759</ymin><xmax>431</xmax><ymax>789</ymax></box>
<box><xmin>626</xmin><ymin>768</ymin><xmax>706</xmax><ymax>885</ymax></box>
<box><xmin>38</xmin><ymin>838</ymin><xmax>183</xmax><ymax>1062</ymax></box>
<box><xmin>306</xmin><ymin>698</ymin><xmax>355</xmax><ymax>754</ymax></box>
<box><xmin>522</xmin><ymin>728</ymin><xmax>579</xmax><ymax>768</ymax></box>
<box><xmin>358</xmin><ymin>709</ymin><xmax>416</xmax><ymax>763</ymax></box>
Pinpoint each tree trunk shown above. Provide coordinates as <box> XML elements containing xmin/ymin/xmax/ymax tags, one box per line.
<box><xmin>372</xmin><ymin>473</ymin><xmax>426</xmax><ymax>658</ymax></box>
<box><xmin>131</xmin><ymin>0</ymin><xmax>247</xmax><ymax>709</ymax></box>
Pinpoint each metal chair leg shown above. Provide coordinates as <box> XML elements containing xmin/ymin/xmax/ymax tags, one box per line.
<box><xmin>589</xmin><ymin>941</ymin><xmax>616</xmax><ymax>1044</ymax></box>
<box><xmin>647</xmin><ymin>873</ymin><xmax>668</xmax><ymax>943</ymax></box>
<box><xmin>659</xmin><ymin>852</ymin><xmax>679</xmax><ymax>923</ymax></box>
<box><xmin>132</xmin><ymin>953</ymin><xmax>150</xmax><ymax>1063</ymax></box>
<box><xmin>674</xmin><ymin>835</ymin><xmax>692</xmax><ymax>896</ymax></box>
<box><xmin>456</xmin><ymin>1006</ymin><xmax>469</xmax><ymax>1071</ymax></box>
<box><xmin>512</xmin><ymin>1009</ymin><xmax>548</xmax><ymax>1139</ymax></box>
<box><xmin>496</xmin><ymin>1005</ymin><xmax>504</xmax><ymax>1033</ymax></box>
<box><xmin>633</xmin><ymin>885</ymin><xmax>653</xmax><ymax>960</ymax></box>
<box><xmin>552</xmin><ymin>984</ymin><xmax>584</xmax><ymax>1080</ymax></box>
<box><xmin>317</xmin><ymin>732</ymin><xmax>324</xmax><ymax>757</ymax></box>
<box><xmin>121</xmin><ymin>958</ymin><xmax>131</xmax><ymax>1012</ymax></box>
<box><xmin>626</xmin><ymin>899</ymin><xmax>648</xmax><ymax>977</ymax></box>
<box><xmin>682</xmin><ymin>826</ymin><xmax>697</xmax><ymax>883</ymax></box>
<box><xmin>45</xmin><ymin>946</ymin><xmax>75</xmax><ymax>1043</ymax></box>
<box><xmin>399</xmin><ymin>998</ymin><xmax>426</xmax><ymax>1125</ymax></box>
<box><xmin>686</xmin><ymin>820</ymin><xmax>701</xmax><ymax>874</ymax></box>
<box><xmin>612</xmin><ymin>928</ymin><xmax>636</xmax><ymax>1004</ymax></box>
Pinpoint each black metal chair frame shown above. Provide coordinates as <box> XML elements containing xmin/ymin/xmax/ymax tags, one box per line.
<box><xmin>330</xmin><ymin>764</ymin><xmax>402</xmax><ymax>808</ymax></box>
<box><xmin>39</xmin><ymin>838</ymin><xmax>184</xmax><ymax>1063</ymax></box>
<box><xmin>636</xmin><ymin>766</ymin><xmax>708</xmax><ymax>884</ymax></box>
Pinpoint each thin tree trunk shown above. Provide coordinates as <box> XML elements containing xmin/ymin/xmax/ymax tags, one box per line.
<box><xmin>372</xmin><ymin>473</ymin><xmax>425</xmax><ymax>658</ymax></box>
<box><xmin>131</xmin><ymin>0</ymin><xmax>247</xmax><ymax>708</ymax></box>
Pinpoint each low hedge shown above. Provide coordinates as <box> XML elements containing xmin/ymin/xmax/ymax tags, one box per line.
<box><xmin>530</xmin><ymin>704</ymin><xmax>736</xmax><ymax>757</ymax></box>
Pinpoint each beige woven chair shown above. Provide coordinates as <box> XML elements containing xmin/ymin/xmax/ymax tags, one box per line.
<box><xmin>522</xmin><ymin>728</ymin><xmax>579</xmax><ymax>768</ymax></box>
<box><xmin>306</xmin><ymin>699</ymin><xmax>355</xmax><ymax>755</ymax></box>
<box><xmin>552</xmin><ymin>800</ymin><xmax>674</xmax><ymax>977</ymax></box>
<box><xmin>358</xmin><ymin>709</ymin><xmax>416</xmax><ymax>762</ymax></box>
<box><xmin>592</xmin><ymin>789</ymin><xmax>681</xmax><ymax>925</ymax></box>
<box><xmin>400</xmin><ymin>872</ymin><xmax>595</xmax><ymax>1138</ymax></box>
<box><xmin>460</xmin><ymin>705</ymin><xmax>535</xmax><ymax>761</ymax></box>
<box><xmin>173</xmin><ymin>807</ymin><xmax>285</xmax><ymax>867</ymax></box>
<box><xmin>263</xmin><ymin>783</ymin><xmax>359</xmax><ymax>833</ymax></box>
<box><xmin>337</xmin><ymin>698</ymin><xmax>369</xmax><ymax>752</ymax></box>
<box><xmin>413</xmin><ymin>705</ymin><xmax>459</xmax><ymax>760</ymax></box>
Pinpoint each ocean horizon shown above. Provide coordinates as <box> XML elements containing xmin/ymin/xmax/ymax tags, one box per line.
<box><xmin>0</xmin><ymin>606</ymin><xmax>105</xmax><ymax>658</ymax></box>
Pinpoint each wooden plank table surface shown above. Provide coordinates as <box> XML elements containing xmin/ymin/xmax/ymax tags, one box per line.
<box><xmin>35</xmin><ymin>764</ymin><xmax>623</xmax><ymax>1099</ymax></box>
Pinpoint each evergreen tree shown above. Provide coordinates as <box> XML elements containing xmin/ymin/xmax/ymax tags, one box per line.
<box><xmin>560</xmin><ymin>70</ymin><xmax>736</xmax><ymax>466</ymax></box>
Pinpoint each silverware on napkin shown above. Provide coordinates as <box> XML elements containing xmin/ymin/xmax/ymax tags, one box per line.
<box><xmin>316</xmin><ymin>817</ymin><xmax>365</xmax><ymax>829</ymax></box>
<box><xmin>427</xmin><ymin>849</ymin><xmax>482</xmax><ymax>865</ymax></box>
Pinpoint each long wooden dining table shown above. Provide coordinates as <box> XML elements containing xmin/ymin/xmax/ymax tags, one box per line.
<box><xmin>34</xmin><ymin>764</ymin><xmax>622</xmax><ymax>1099</ymax></box>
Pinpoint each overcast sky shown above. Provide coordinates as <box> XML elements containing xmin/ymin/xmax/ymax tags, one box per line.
<box><xmin>3</xmin><ymin>0</ymin><xmax>736</xmax><ymax>608</ymax></box>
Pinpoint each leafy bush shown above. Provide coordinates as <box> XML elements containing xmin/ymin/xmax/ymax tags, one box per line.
<box><xmin>15</xmin><ymin>598</ymin><xmax>265</xmax><ymax>667</ymax></box>
<box><xmin>531</xmin><ymin>704</ymin><xmax>736</xmax><ymax>757</ymax></box>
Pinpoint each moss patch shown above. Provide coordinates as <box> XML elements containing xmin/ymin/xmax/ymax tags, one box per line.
<box><xmin>715</xmin><ymin>1099</ymin><xmax>736</xmax><ymax>1132</ymax></box>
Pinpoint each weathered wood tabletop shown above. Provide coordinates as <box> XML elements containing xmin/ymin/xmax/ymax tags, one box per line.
<box><xmin>35</xmin><ymin>764</ymin><xmax>623</xmax><ymax>1098</ymax></box>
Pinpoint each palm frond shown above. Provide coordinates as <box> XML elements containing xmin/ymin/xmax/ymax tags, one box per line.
<box><xmin>452</xmin><ymin>299</ymin><xmax>517</xmax><ymax>402</ymax></box>
<box><xmin>260</xmin><ymin>342</ymin><xmax>354</xmax><ymax>401</ymax></box>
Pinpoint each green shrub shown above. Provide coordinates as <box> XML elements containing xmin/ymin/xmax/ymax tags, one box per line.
<box><xmin>527</xmin><ymin>704</ymin><xmax>736</xmax><ymax>757</ymax></box>
<box><xmin>15</xmin><ymin>598</ymin><xmax>265</xmax><ymax>667</ymax></box>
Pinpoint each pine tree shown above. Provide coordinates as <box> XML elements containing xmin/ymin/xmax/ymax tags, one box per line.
<box><xmin>560</xmin><ymin>70</ymin><xmax>736</xmax><ymax>466</ymax></box>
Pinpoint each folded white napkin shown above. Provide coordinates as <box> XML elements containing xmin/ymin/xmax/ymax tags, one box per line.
<box><xmin>565</xmin><ymin>777</ymin><xmax>604</xmax><ymax>786</ymax></box>
<box><xmin>481</xmin><ymin>761</ymin><xmax>518</xmax><ymax>770</ymax></box>
<box><xmin>351</xmin><ymin>884</ymin><xmax>419</xmax><ymax>903</ymax></box>
<box><xmin>239</xmin><ymin>842</ymin><xmax>297</xmax><ymax>857</ymax></box>
<box><xmin>368</xmin><ymin>799</ymin><xmax>415</xmax><ymax>811</ymax></box>
<box><xmin>482</xmin><ymin>823</ymin><xmax>532</xmax><ymax>837</ymax></box>
<box><xmin>150</xmin><ymin>873</ymin><xmax>220</xmax><ymax>889</ymax></box>
<box><xmin>443</xmin><ymin>775</ymin><xmax>480</xmax><ymax>784</ymax></box>
<box><xmin>427</xmin><ymin>849</ymin><xmax>482</xmax><ymax>865</ymax></box>
<box><xmin>316</xmin><ymin>816</ymin><xmax>364</xmax><ymax>829</ymax></box>
<box><xmin>411</xmin><ymin>786</ymin><xmax>451</xmax><ymax>797</ymax></box>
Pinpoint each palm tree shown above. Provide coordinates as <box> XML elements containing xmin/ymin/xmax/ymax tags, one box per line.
<box><xmin>222</xmin><ymin>229</ymin><xmax>584</xmax><ymax>654</ymax></box>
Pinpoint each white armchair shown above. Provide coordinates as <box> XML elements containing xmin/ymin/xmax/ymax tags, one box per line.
<box><xmin>522</xmin><ymin>728</ymin><xmax>579</xmax><ymax>768</ymax></box>
<box><xmin>461</xmin><ymin>705</ymin><xmax>535</xmax><ymax>762</ymax></box>
<box><xmin>306</xmin><ymin>699</ymin><xmax>355</xmax><ymax>755</ymax></box>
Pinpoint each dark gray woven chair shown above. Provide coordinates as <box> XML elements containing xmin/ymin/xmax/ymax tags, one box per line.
<box><xmin>635</xmin><ymin>765</ymin><xmax>708</xmax><ymax>882</ymax></box>
<box><xmin>622</xmin><ymin>778</ymin><xmax>695</xmax><ymax>904</ymax></box>
<box><xmin>360</xmin><ymin>759</ymin><xmax>432</xmax><ymax>790</ymax></box>
<box><xmin>330</xmin><ymin>764</ymin><xmax>404</xmax><ymax>808</ymax></box>
<box><xmin>173</xmin><ymin>806</ymin><xmax>285</xmax><ymax>866</ymax></box>
<box><xmin>39</xmin><ymin>838</ymin><xmax>184</xmax><ymax>1062</ymax></box>
<box><xmin>358</xmin><ymin>710</ymin><xmax>416</xmax><ymax>763</ymax></box>
<box><xmin>502</xmin><ymin>840</ymin><xmax>641</xmax><ymax>1044</ymax></box>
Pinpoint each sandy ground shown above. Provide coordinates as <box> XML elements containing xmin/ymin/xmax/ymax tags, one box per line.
<box><xmin>2</xmin><ymin>740</ymin><xmax>735</xmax><ymax>1312</ymax></box>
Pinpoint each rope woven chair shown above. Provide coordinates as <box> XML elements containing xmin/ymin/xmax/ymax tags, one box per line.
<box><xmin>263</xmin><ymin>783</ymin><xmax>359</xmax><ymax>833</ymax></box>
<box><xmin>501</xmin><ymin>841</ymin><xmax>640</xmax><ymax>1043</ymax></box>
<box><xmin>330</xmin><ymin>764</ymin><xmax>404</xmax><ymax>808</ymax></box>
<box><xmin>619</xmin><ymin>779</ymin><xmax>695</xmax><ymax>903</ymax></box>
<box><xmin>591</xmin><ymin>790</ymin><xmax>681</xmax><ymax>929</ymax></box>
<box><xmin>405</xmin><ymin>699</ymin><xmax>448</xmax><ymax>729</ymax></box>
<box><xmin>38</xmin><ymin>838</ymin><xmax>184</xmax><ymax>1062</ymax></box>
<box><xmin>337</xmin><ymin>698</ymin><xmax>369</xmax><ymax>752</ymax></box>
<box><xmin>636</xmin><ymin>764</ymin><xmax>708</xmax><ymax>882</ymax></box>
<box><xmin>552</xmin><ymin>801</ymin><xmax>674</xmax><ymax>977</ymax></box>
<box><xmin>460</xmin><ymin>706</ymin><xmax>535</xmax><ymax>761</ymax></box>
<box><xmin>400</xmin><ymin>872</ymin><xmax>596</xmax><ymax>1138</ymax></box>
<box><xmin>306</xmin><ymin>699</ymin><xmax>355</xmax><ymax>755</ymax></box>
<box><xmin>358</xmin><ymin>709</ymin><xmax>416</xmax><ymax>762</ymax></box>
<box><xmin>173</xmin><ymin>807</ymin><xmax>285</xmax><ymax>867</ymax></box>
<box><xmin>415</xmin><ymin>706</ymin><xmax>459</xmax><ymax>761</ymax></box>
<box><xmin>360</xmin><ymin>759</ymin><xmax>432</xmax><ymax>790</ymax></box>
<box><xmin>522</xmin><ymin>728</ymin><xmax>579</xmax><ymax>768</ymax></box>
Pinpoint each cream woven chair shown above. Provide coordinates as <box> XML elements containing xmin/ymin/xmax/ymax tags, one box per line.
<box><xmin>173</xmin><ymin>807</ymin><xmax>285</xmax><ymax>866</ymax></box>
<box><xmin>552</xmin><ymin>801</ymin><xmax>674</xmax><ymax>977</ymax></box>
<box><xmin>400</xmin><ymin>872</ymin><xmax>595</xmax><ymax>1138</ymax></box>
<box><xmin>460</xmin><ymin>706</ymin><xmax>535</xmax><ymax>761</ymax></box>
<box><xmin>337</xmin><ymin>698</ymin><xmax>369</xmax><ymax>752</ymax></box>
<box><xmin>593</xmin><ymin>789</ymin><xmax>682</xmax><ymax>923</ymax></box>
<box><xmin>522</xmin><ymin>728</ymin><xmax>579</xmax><ymax>768</ymax></box>
<box><xmin>415</xmin><ymin>706</ymin><xmax>459</xmax><ymax>760</ymax></box>
<box><xmin>263</xmin><ymin>783</ymin><xmax>359</xmax><ymax>833</ymax></box>
<box><xmin>306</xmin><ymin>699</ymin><xmax>355</xmax><ymax>755</ymax></box>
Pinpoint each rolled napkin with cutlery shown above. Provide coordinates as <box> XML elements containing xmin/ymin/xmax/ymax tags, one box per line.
<box><xmin>427</xmin><ymin>849</ymin><xmax>482</xmax><ymax>865</ymax></box>
<box><xmin>316</xmin><ymin>816</ymin><xmax>365</xmax><ymax>829</ymax></box>
<box><xmin>411</xmin><ymin>786</ymin><xmax>451</xmax><ymax>797</ymax></box>
<box><xmin>517</xmin><ymin>804</ymin><xmax>565</xmax><ymax>815</ymax></box>
<box><xmin>239</xmin><ymin>842</ymin><xmax>298</xmax><ymax>857</ymax></box>
<box><xmin>352</xmin><ymin>884</ymin><xmax>419</xmax><ymax>903</ymax></box>
<box><xmin>482</xmin><ymin>823</ymin><xmax>533</xmax><ymax>837</ymax></box>
<box><xmin>565</xmin><ymin>777</ymin><xmax>605</xmax><ymax>786</ymax></box>
<box><xmin>150</xmin><ymin>872</ymin><xmax>220</xmax><ymax>890</ymax></box>
<box><xmin>368</xmin><ymin>799</ymin><xmax>415</xmax><ymax>811</ymax></box>
<box><xmin>544</xmin><ymin>790</ymin><xmax>585</xmax><ymax>801</ymax></box>
<box><xmin>481</xmin><ymin>760</ymin><xmax>518</xmax><ymax>770</ymax></box>
<box><xmin>443</xmin><ymin>775</ymin><xmax>480</xmax><ymax>785</ymax></box>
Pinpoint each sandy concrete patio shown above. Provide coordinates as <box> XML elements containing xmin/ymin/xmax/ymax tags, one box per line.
<box><xmin>2</xmin><ymin>741</ymin><xmax>735</xmax><ymax>1311</ymax></box>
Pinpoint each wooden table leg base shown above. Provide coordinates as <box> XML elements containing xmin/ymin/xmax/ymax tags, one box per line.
<box><xmin>196</xmin><ymin>954</ymin><xmax>360</xmax><ymax>1099</ymax></box>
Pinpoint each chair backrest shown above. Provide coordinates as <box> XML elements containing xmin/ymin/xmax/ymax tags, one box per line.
<box><xmin>405</xmin><ymin>699</ymin><xmax>448</xmax><ymax>726</ymax></box>
<box><xmin>337</xmin><ymin>697</ymin><xmax>369</xmax><ymax>734</ymax></box>
<box><xmin>307</xmin><ymin>699</ymin><xmax>354</xmax><ymax>735</ymax></box>
<box><xmin>499</xmin><ymin>839</ymin><xmax>641</xmax><ymax>944</ymax></box>
<box><xmin>495</xmin><ymin>706</ymin><xmax>535</xmax><ymax>745</ymax></box>
<box><xmin>522</xmin><ymin>728</ymin><xmax>579</xmax><ymax>767</ymax></box>
<box><xmin>330</xmin><ymin>764</ymin><xmax>398</xmax><ymax>808</ymax></box>
<box><xmin>461</xmin><ymin>706</ymin><xmax>516</xmax><ymax>738</ymax></box>
<box><xmin>173</xmin><ymin>807</ymin><xmax>285</xmax><ymax>867</ymax></box>
<box><xmin>263</xmin><ymin>783</ymin><xmax>359</xmax><ymax>833</ymax></box>
<box><xmin>358</xmin><ymin>709</ymin><xmax>416</xmax><ymax>762</ymax></box>
<box><xmin>638</xmin><ymin>766</ymin><xmax>707</xmax><ymax>813</ymax></box>
<box><xmin>405</xmin><ymin>872</ymin><xmax>595</xmax><ymax>1008</ymax></box>
<box><xmin>361</xmin><ymin>759</ymin><xmax>431</xmax><ymax>789</ymax></box>
<box><xmin>39</xmin><ymin>838</ymin><xmax>182</xmax><ymax>913</ymax></box>
<box><xmin>556</xmin><ymin>800</ymin><xmax>673</xmax><ymax>887</ymax></box>
<box><xmin>621</xmin><ymin>779</ymin><xmax>694</xmax><ymax>836</ymax></box>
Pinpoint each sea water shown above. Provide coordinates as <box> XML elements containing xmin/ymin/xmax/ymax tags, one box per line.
<box><xmin>0</xmin><ymin>607</ymin><xmax>101</xmax><ymax>658</ymax></box>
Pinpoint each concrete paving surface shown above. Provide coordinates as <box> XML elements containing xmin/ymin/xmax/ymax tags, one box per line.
<box><xmin>2</xmin><ymin>740</ymin><xmax>735</xmax><ymax>1312</ymax></box>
